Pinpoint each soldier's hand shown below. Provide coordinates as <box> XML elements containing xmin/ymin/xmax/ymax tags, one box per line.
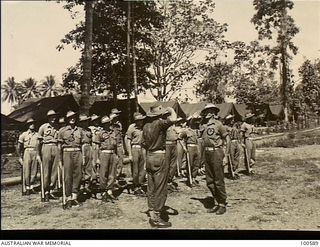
<box><xmin>96</xmin><ymin>159</ymin><xmax>100</xmax><ymax>165</ymax></box>
<box><xmin>36</xmin><ymin>155</ymin><xmax>41</xmax><ymax>163</ymax></box>
<box><xmin>18</xmin><ymin>157</ymin><xmax>23</xmax><ymax>166</ymax></box>
<box><xmin>223</xmin><ymin>156</ymin><xmax>228</xmax><ymax>165</ymax></box>
<box><xmin>241</xmin><ymin>143</ymin><xmax>246</xmax><ymax>148</ymax></box>
<box><xmin>128</xmin><ymin>155</ymin><xmax>133</xmax><ymax>162</ymax></box>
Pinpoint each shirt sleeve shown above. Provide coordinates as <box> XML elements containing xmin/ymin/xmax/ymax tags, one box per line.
<box><xmin>126</xmin><ymin>125</ymin><xmax>134</xmax><ymax>141</ymax></box>
<box><xmin>219</xmin><ymin>123</ymin><xmax>228</xmax><ymax>138</ymax></box>
<box><xmin>158</xmin><ymin>119</ymin><xmax>173</xmax><ymax>131</ymax></box>
<box><xmin>240</xmin><ymin>123</ymin><xmax>247</xmax><ymax>132</ymax></box>
<box><xmin>18</xmin><ymin>133</ymin><xmax>25</xmax><ymax>144</ymax></box>
<box><xmin>57</xmin><ymin>129</ymin><xmax>63</xmax><ymax>143</ymax></box>
<box><xmin>38</xmin><ymin>125</ymin><xmax>44</xmax><ymax>139</ymax></box>
<box><xmin>93</xmin><ymin>131</ymin><xmax>101</xmax><ymax>144</ymax></box>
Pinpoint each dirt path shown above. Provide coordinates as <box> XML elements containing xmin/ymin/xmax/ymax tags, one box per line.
<box><xmin>1</xmin><ymin>145</ymin><xmax>320</xmax><ymax>230</ymax></box>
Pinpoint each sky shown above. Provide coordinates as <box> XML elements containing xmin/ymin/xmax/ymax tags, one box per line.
<box><xmin>1</xmin><ymin>0</ymin><xmax>320</xmax><ymax>114</ymax></box>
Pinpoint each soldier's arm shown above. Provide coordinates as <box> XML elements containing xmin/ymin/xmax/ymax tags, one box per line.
<box><xmin>17</xmin><ymin>134</ymin><xmax>24</xmax><ymax>158</ymax></box>
<box><xmin>37</xmin><ymin>125</ymin><xmax>44</xmax><ymax>158</ymax></box>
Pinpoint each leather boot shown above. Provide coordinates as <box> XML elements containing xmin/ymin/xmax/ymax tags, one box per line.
<box><xmin>149</xmin><ymin>211</ymin><xmax>172</xmax><ymax>228</ymax></box>
<box><xmin>215</xmin><ymin>205</ymin><xmax>226</xmax><ymax>215</ymax></box>
<box><xmin>207</xmin><ymin>205</ymin><xmax>219</xmax><ymax>213</ymax></box>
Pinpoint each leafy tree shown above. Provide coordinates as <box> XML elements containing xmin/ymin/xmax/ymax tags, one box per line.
<box><xmin>40</xmin><ymin>75</ymin><xmax>64</xmax><ymax>97</ymax></box>
<box><xmin>251</xmin><ymin>0</ymin><xmax>299</xmax><ymax>121</ymax></box>
<box><xmin>298</xmin><ymin>59</ymin><xmax>320</xmax><ymax>114</ymax></box>
<box><xmin>147</xmin><ymin>0</ymin><xmax>228</xmax><ymax>101</ymax></box>
<box><xmin>1</xmin><ymin>77</ymin><xmax>23</xmax><ymax>105</ymax></box>
<box><xmin>57</xmin><ymin>0</ymin><xmax>163</xmax><ymax>100</ymax></box>
<box><xmin>20</xmin><ymin>78</ymin><xmax>40</xmax><ymax>102</ymax></box>
<box><xmin>196</xmin><ymin>62</ymin><xmax>232</xmax><ymax>103</ymax></box>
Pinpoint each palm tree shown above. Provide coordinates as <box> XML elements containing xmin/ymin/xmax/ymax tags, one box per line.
<box><xmin>40</xmin><ymin>75</ymin><xmax>63</xmax><ymax>97</ymax></box>
<box><xmin>20</xmin><ymin>78</ymin><xmax>39</xmax><ymax>102</ymax></box>
<box><xmin>1</xmin><ymin>77</ymin><xmax>23</xmax><ymax>104</ymax></box>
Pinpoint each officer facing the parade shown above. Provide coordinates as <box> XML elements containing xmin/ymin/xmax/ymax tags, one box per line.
<box><xmin>37</xmin><ymin>110</ymin><xmax>59</xmax><ymax>202</ymax></box>
<box><xmin>58</xmin><ymin>111</ymin><xmax>83</xmax><ymax>209</ymax></box>
<box><xmin>93</xmin><ymin>116</ymin><xmax>118</xmax><ymax>203</ymax></box>
<box><xmin>200</xmin><ymin>103</ymin><xmax>230</xmax><ymax>215</ymax></box>
<box><xmin>125</xmin><ymin>112</ymin><xmax>146</xmax><ymax>196</ymax></box>
<box><xmin>18</xmin><ymin>118</ymin><xmax>39</xmax><ymax>195</ymax></box>
<box><xmin>141</xmin><ymin>104</ymin><xmax>177</xmax><ymax>228</ymax></box>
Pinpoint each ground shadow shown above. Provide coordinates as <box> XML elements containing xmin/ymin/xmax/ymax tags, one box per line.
<box><xmin>160</xmin><ymin>206</ymin><xmax>179</xmax><ymax>222</ymax></box>
<box><xmin>190</xmin><ymin>196</ymin><xmax>215</xmax><ymax>209</ymax></box>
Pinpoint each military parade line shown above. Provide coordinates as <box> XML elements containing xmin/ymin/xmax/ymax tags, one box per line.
<box><xmin>17</xmin><ymin>103</ymin><xmax>256</xmax><ymax>228</ymax></box>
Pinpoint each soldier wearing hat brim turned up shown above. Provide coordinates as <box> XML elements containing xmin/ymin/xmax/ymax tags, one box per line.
<box><xmin>58</xmin><ymin>111</ymin><xmax>84</xmax><ymax>209</ymax></box>
<box><xmin>240</xmin><ymin>112</ymin><xmax>256</xmax><ymax>174</ymax></box>
<box><xmin>18</xmin><ymin>118</ymin><xmax>39</xmax><ymax>195</ymax></box>
<box><xmin>141</xmin><ymin>104</ymin><xmax>177</xmax><ymax>228</ymax></box>
<box><xmin>37</xmin><ymin>110</ymin><xmax>59</xmax><ymax>202</ymax></box>
<box><xmin>93</xmin><ymin>115</ymin><xmax>118</xmax><ymax>203</ymax></box>
<box><xmin>200</xmin><ymin>103</ymin><xmax>230</xmax><ymax>215</ymax></box>
<box><xmin>125</xmin><ymin>112</ymin><xmax>147</xmax><ymax>196</ymax></box>
<box><xmin>78</xmin><ymin>114</ymin><xmax>93</xmax><ymax>195</ymax></box>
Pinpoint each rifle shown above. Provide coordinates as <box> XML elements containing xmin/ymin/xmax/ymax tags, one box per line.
<box><xmin>60</xmin><ymin>158</ymin><xmax>67</xmax><ymax>209</ymax></box>
<box><xmin>37</xmin><ymin>156</ymin><xmax>45</xmax><ymax>202</ymax></box>
<box><xmin>227</xmin><ymin>154</ymin><xmax>235</xmax><ymax>179</ymax></box>
<box><xmin>19</xmin><ymin>157</ymin><xmax>26</xmax><ymax>195</ymax></box>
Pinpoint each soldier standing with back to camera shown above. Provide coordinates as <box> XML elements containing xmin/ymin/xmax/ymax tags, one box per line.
<box><xmin>125</xmin><ymin>112</ymin><xmax>147</xmax><ymax>196</ymax></box>
<box><xmin>37</xmin><ymin>110</ymin><xmax>59</xmax><ymax>202</ymax></box>
<box><xmin>18</xmin><ymin>118</ymin><xmax>39</xmax><ymax>196</ymax></box>
<box><xmin>141</xmin><ymin>104</ymin><xmax>177</xmax><ymax>228</ymax></box>
<box><xmin>58</xmin><ymin>111</ymin><xmax>84</xmax><ymax>209</ymax></box>
<box><xmin>200</xmin><ymin>103</ymin><xmax>230</xmax><ymax>215</ymax></box>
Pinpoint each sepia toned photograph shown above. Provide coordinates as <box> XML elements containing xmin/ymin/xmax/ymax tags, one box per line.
<box><xmin>1</xmin><ymin>0</ymin><xmax>320</xmax><ymax>232</ymax></box>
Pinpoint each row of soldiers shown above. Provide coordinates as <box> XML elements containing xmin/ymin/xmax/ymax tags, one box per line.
<box><xmin>18</xmin><ymin>103</ymin><xmax>256</xmax><ymax>227</ymax></box>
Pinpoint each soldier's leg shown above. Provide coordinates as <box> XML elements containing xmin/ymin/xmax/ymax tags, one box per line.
<box><xmin>30</xmin><ymin>150</ymin><xmax>38</xmax><ymax>188</ymax></box>
<box><xmin>138</xmin><ymin>149</ymin><xmax>146</xmax><ymax>186</ymax></box>
<box><xmin>116</xmin><ymin>145</ymin><xmax>124</xmax><ymax>178</ymax></box>
<box><xmin>190</xmin><ymin>147</ymin><xmax>200</xmax><ymax>179</ymax></box>
<box><xmin>251</xmin><ymin>141</ymin><xmax>256</xmax><ymax>165</ymax></box>
<box><xmin>41</xmin><ymin>145</ymin><xmax>51</xmax><ymax>193</ymax></box>
<box><xmin>212</xmin><ymin>148</ymin><xmax>227</xmax><ymax>206</ymax></box>
<box><xmin>132</xmin><ymin>148</ymin><xmax>140</xmax><ymax>189</ymax></box>
<box><xmin>204</xmin><ymin>151</ymin><xmax>216</xmax><ymax>199</ymax></box>
<box><xmin>106</xmin><ymin>153</ymin><xmax>117</xmax><ymax>191</ymax></box>
<box><xmin>176</xmin><ymin>144</ymin><xmax>185</xmax><ymax>171</ymax></box>
<box><xmin>91</xmin><ymin>148</ymin><xmax>98</xmax><ymax>182</ymax></box>
<box><xmin>83</xmin><ymin>146</ymin><xmax>92</xmax><ymax>187</ymax></box>
<box><xmin>72</xmin><ymin>151</ymin><xmax>82</xmax><ymax>200</ymax></box>
<box><xmin>63</xmin><ymin>152</ymin><xmax>72</xmax><ymax>200</ymax></box>
<box><xmin>49</xmin><ymin>146</ymin><xmax>59</xmax><ymax>191</ymax></box>
<box><xmin>233</xmin><ymin>142</ymin><xmax>241</xmax><ymax>171</ymax></box>
<box><xmin>167</xmin><ymin>145</ymin><xmax>177</xmax><ymax>183</ymax></box>
<box><xmin>245</xmin><ymin>139</ymin><xmax>253</xmax><ymax>166</ymax></box>
<box><xmin>23</xmin><ymin>150</ymin><xmax>31</xmax><ymax>190</ymax></box>
<box><xmin>99</xmin><ymin>153</ymin><xmax>108</xmax><ymax>192</ymax></box>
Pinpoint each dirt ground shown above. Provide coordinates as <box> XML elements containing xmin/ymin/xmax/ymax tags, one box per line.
<box><xmin>1</xmin><ymin>144</ymin><xmax>320</xmax><ymax>230</ymax></box>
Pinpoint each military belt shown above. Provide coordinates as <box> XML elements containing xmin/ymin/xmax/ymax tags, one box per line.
<box><xmin>101</xmin><ymin>150</ymin><xmax>114</xmax><ymax>154</ymax></box>
<box><xmin>231</xmin><ymin>140</ymin><xmax>238</xmax><ymax>143</ymax></box>
<box><xmin>63</xmin><ymin>147</ymin><xmax>81</xmax><ymax>152</ymax></box>
<box><xmin>187</xmin><ymin>144</ymin><xmax>198</xmax><ymax>147</ymax></box>
<box><xmin>148</xmin><ymin>150</ymin><xmax>165</xmax><ymax>154</ymax></box>
<box><xmin>24</xmin><ymin>147</ymin><xmax>36</xmax><ymax>151</ymax></box>
<box><xmin>132</xmin><ymin>144</ymin><xmax>141</xmax><ymax>148</ymax></box>
<box><xmin>43</xmin><ymin>143</ymin><xmax>57</xmax><ymax>146</ymax></box>
<box><xmin>166</xmin><ymin>141</ymin><xmax>177</xmax><ymax>145</ymax></box>
<box><xmin>205</xmin><ymin>147</ymin><xmax>222</xmax><ymax>151</ymax></box>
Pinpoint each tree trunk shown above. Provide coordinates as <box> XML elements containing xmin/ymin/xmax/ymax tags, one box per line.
<box><xmin>131</xmin><ymin>7</ymin><xmax>139</xmax><ymax>113</ymax></box>
<box><xmin>80</xmin><ymin>1</ymin><xmax>93</xmax><ymax>115</ymax></box>
<box><xmin>126</xmin><ymin>1</ymin><xmax>132</xmax><ymax>124</ymax></box>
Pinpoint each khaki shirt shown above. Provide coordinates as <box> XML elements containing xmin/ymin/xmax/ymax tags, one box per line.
<box><xmin>81</xmin><ymin>128</ymin><xmax>92</xmax><ymax>144</ymax></box>
<box><xmin>18</xmin><ymin>130</ymin><xmax>38</xmax><ymax>148</ymax></box>
<box><xmin>58</xmin><ymin>125</ymin><xmax>83</xmax><ymax>148</ymax></box>
<box><xmin>126</xmin><ymin>123</ymin><xmax>143</xmax><ymax>145</ymax></box>
<box><xmin>227</xmin><ymin>125</ymin><xmax>240</xmax><ymax>141</ymax></box>
<box><xmin>240</xmin><ymin>122</ymin><xmax>255</xmax><ymax>138</ymax></box>
<box><xmin>166</xmin><ymin>125</ymin><xmax>180</xmax><ymax>142</ymax></box>
<box><xmin>93</xmin><ymin>129</ymin><xmax>117</xmax><ymax>151</ymax></box>
<box><xmin>111</xmin><ymin>122</ymin><xmax>123</xmax><ymax>145</ymax></box>
<box><xmin>38</xmin><ymin>123</ymin><xmax>58</xmax><ymax>143</ymax></box>
<box><xmin>179</xmin><ymin>128</ymin><xmax>198</xmax><ymax>144</ymax></box>
<box><xmin>201</xmin><ymin>118</ymin><xmax>228</xmax><ymax>148</ymax></box>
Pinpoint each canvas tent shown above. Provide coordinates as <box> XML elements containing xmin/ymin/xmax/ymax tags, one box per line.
<box><xmin>139</xmin><ymin>101</ymin><xmax>186</xmax><ymax>118</ymax></box>
<box><xmin>8</xmin><ymin>95</ymin><xmax>79</xmax><ymax>125</ymax></box>
<box><xmin>266</xmin><ymin>104</ymin><xmax>284</xmax><ymax>120</ymax></box>
<box><xmin>1</xmin><ymin>114</ymin><xmax>23</xmax><ymax>130</ymax></box>
<box><xmin>180</xmin><ymin>102</ymin><xmax>207</xmax><ymax>118</ymax></box>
